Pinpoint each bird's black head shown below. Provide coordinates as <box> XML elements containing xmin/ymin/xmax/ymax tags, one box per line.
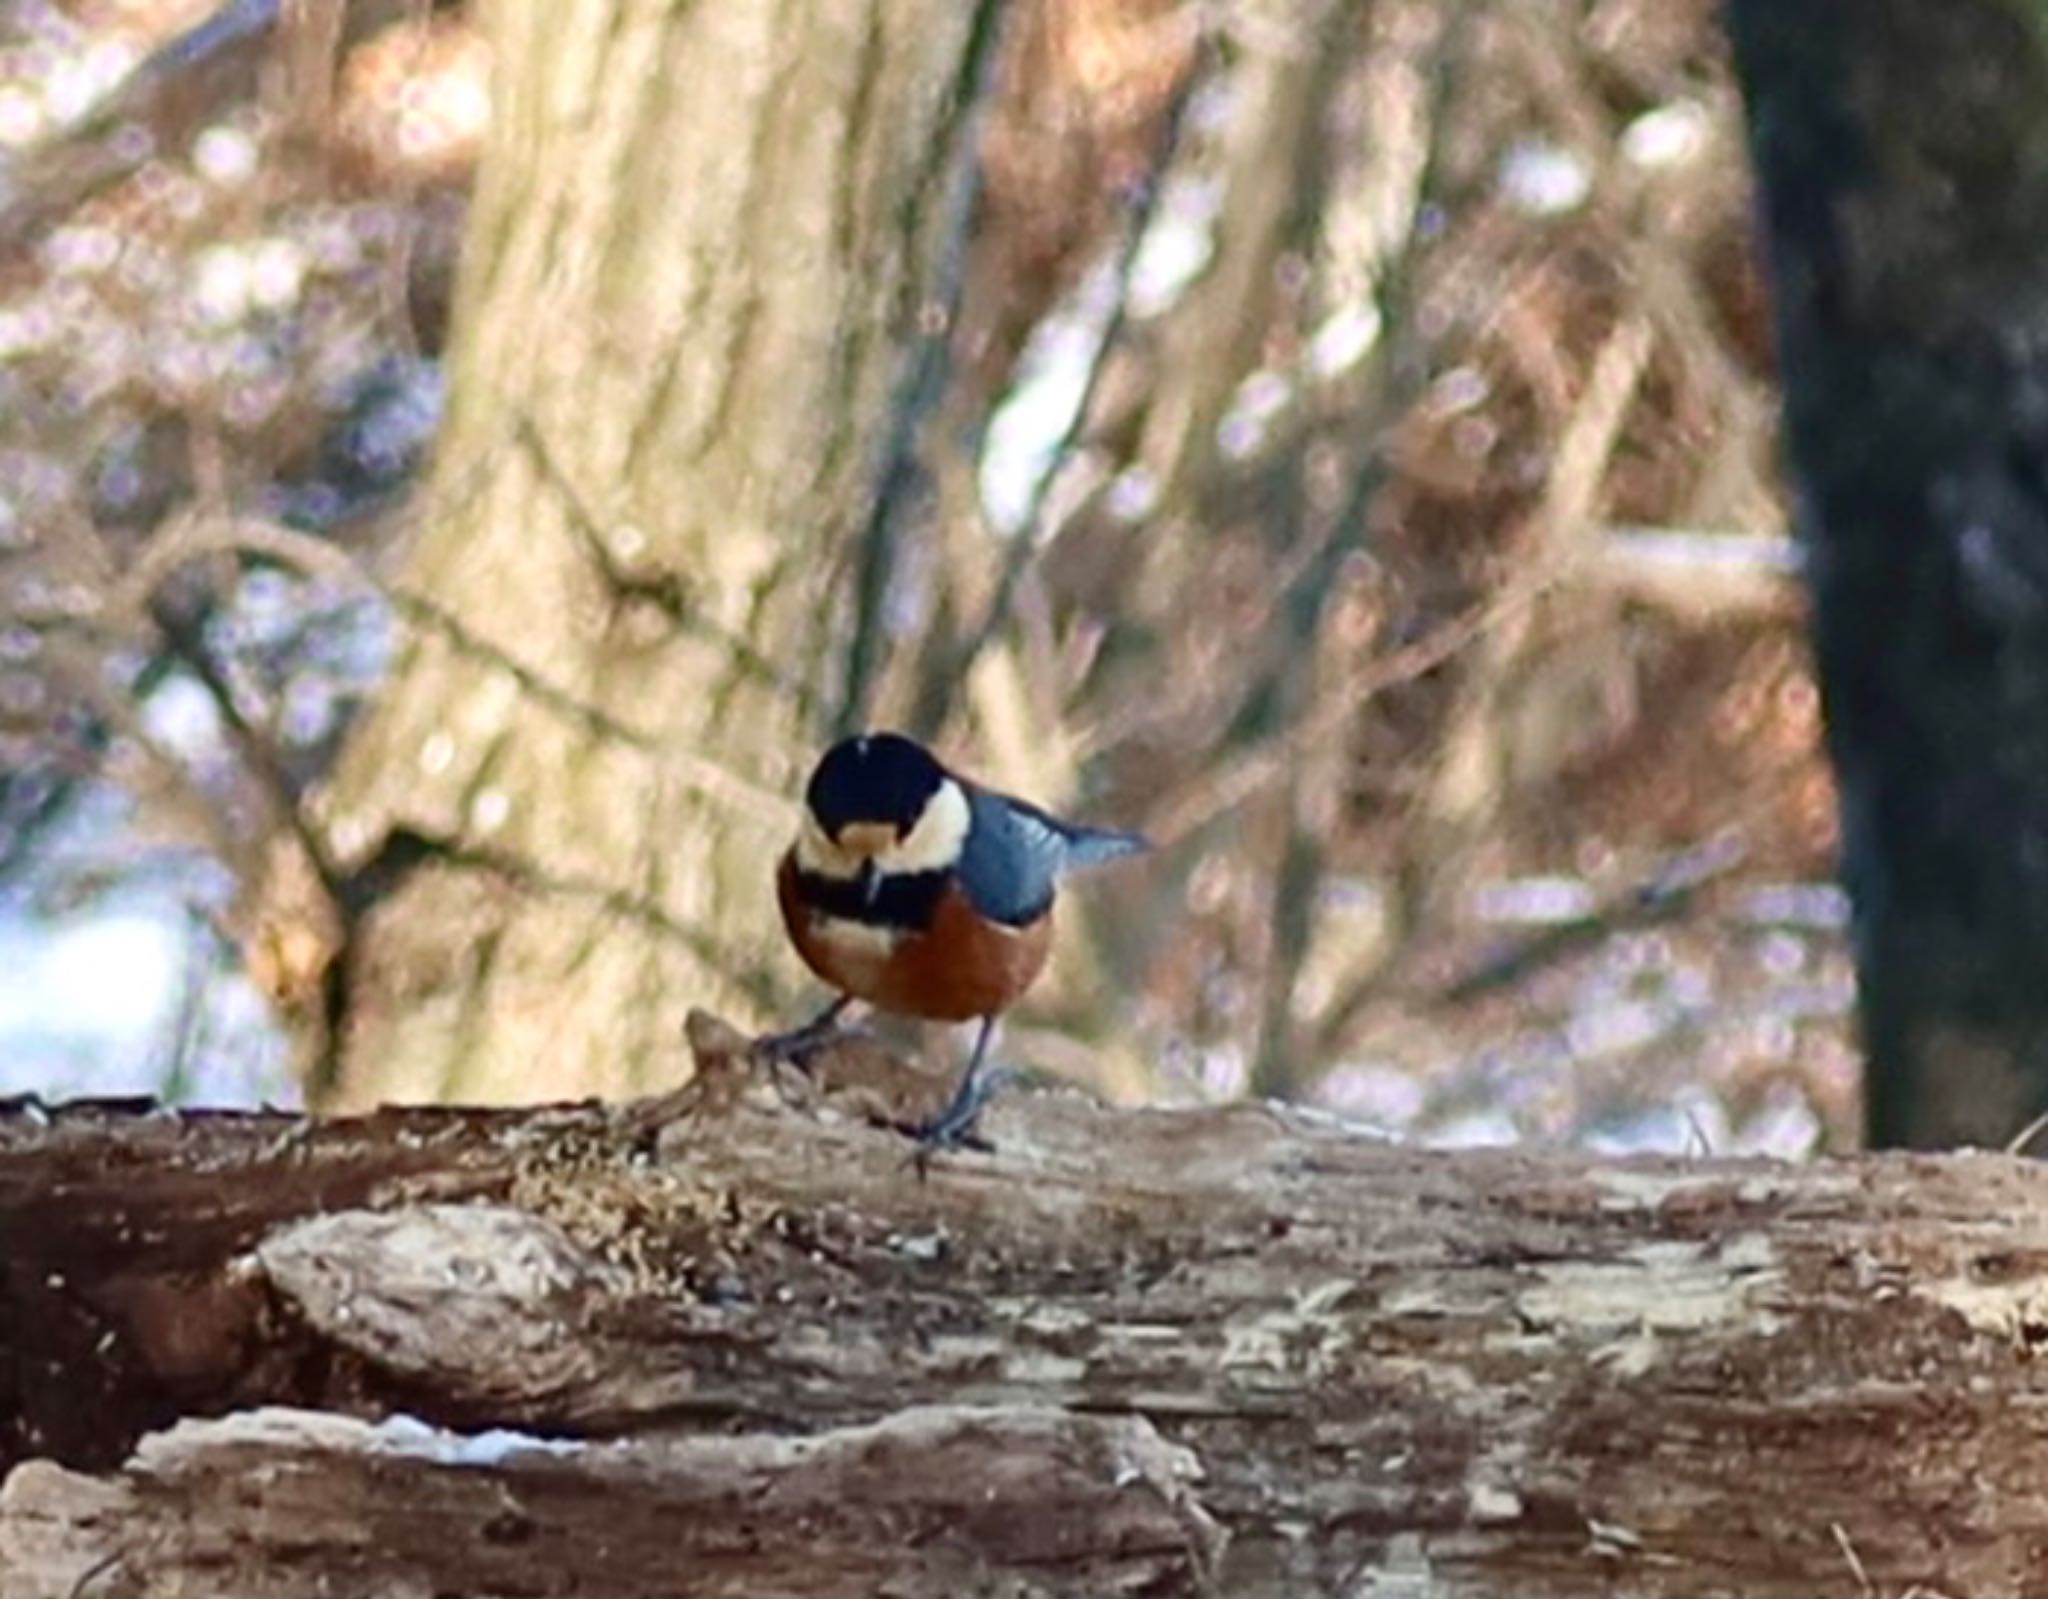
<box><xmin>805</xmin><ymin>732</ymin><xmax>947</xmax><ymax>841</ymax></box>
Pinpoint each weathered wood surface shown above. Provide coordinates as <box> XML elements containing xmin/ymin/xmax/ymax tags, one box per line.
<box><xmin>5</xmin><ymin>1018</ymin><xmax>2048</xmax><ymax>1596</ymax></box>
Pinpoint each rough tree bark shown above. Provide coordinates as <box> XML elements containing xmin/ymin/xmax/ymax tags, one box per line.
<box><xmin>6</xmin><ymin>1022</ymin><xmax>2048</xmax><ymax>1596</ymax></box>
<box><xmin>307</xmin><ymin>0</ymin><xmax>994</xmax><ymax>1106</ymax></box>
<box><xmin>1728</xmin><ymin>0</ymin><xmax>2048</xmax><ymax>1147</ymax></box>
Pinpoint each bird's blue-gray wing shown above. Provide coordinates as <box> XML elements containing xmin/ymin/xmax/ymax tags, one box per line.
<box><xmin>957</xmin><ymin>790</ymin><xmax>1146</xmax><ymax>926</ymax></box>
<box><xmin>955</xmin><ymin>791</ymin><xmax>1065</xmax><ymax>925</ymax></box>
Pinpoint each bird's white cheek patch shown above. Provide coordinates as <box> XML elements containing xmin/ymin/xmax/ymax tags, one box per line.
<box><xmin>877</xmin><ymin>779</ymin><xmax>970</xmax><ymax>875</ymax></box>
<box><xmin>794</xmin><ymin>813</ymin><xmax>861</xmax><ymax>880</ymax></box>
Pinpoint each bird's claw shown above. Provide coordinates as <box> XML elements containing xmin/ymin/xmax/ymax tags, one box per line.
<box><xmin>753</xmin><ymin>1023</ymin><xmax>835</xmax><ymax>1068</ymax></box>
<box><xmin>751</xmin><ymin>1000</ymin><xmax>856</xmax><ymax>1071</ymax></box>
<box><xmin>901</xmin><ymin>1109</ymin><xmax>995</xmax><ymax>1157</ymax></box>
<box><xmin>897</xmin><ymin>1064</ymin><xmax>1016</xmax><ymax>1173</ymax></box>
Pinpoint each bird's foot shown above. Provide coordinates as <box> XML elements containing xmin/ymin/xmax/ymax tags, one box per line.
<box><xmin>898</xmin><ymin>1064</ymin><xmax>1015</xmax><ymax>1172</ymax></box>
<box><xmin>753</xmin><ymin>1021</ymin><xmax>835</xmax><ymax>1068</ymax></box>
<box><xmin>752</xmin><ymin>1001</ymin><xmax>856</xmax><ymax>1071</ymax></box>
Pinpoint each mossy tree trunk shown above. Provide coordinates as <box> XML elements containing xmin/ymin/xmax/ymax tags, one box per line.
<box><xmin>312</xmin><ymin>0</ymin><xmax>993</xmax><ymax>1107</ymax></box>
<box><xmin>1728</xmin><ymin>0</ymin><xmax>2048</xmax><ymax>1146</ymax></box>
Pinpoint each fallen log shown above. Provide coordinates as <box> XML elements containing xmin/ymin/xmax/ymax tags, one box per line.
<box><xmin>2</xmin><ymin>1015</ymin><xmax>2044</xmax><ymax>1596</ymax></box>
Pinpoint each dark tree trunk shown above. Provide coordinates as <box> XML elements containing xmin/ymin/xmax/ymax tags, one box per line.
<box><xmin>1727</xmin><ymin>0</ymin><xmax>2048</xmax><ymax>1147</ymax></box>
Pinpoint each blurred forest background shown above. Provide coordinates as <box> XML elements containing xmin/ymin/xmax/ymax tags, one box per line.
<box><xmin>0</xmin><ymin>0</ymin><xmax>1851</xmax><ymax>1153</ymax></box>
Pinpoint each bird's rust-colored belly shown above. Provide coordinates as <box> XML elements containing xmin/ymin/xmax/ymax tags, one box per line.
<box><xmin>778</xmin><ymin>852</ymin><xmax>1052</xmax><ymax>1021</ymax></box>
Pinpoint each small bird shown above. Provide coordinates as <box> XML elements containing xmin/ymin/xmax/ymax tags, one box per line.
<box><xmin>772</xmin><ymin>731</ymin><xmax>1146</xmax><ymax>1148</ymax></box>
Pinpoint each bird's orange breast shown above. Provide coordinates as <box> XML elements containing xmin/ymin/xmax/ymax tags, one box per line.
<box><xmin>777</xmin><ymin>850</ymin><xmax>1053</xmax><ymax>1021</ymax></box>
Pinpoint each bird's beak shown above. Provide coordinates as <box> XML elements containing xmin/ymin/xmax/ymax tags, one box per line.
<box><xmin>857</xmin><ymin>858</ymin><xmax>882</xmax><ymax>908</ymax></box>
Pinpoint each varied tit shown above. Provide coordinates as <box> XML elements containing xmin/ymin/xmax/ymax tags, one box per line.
<box><xmin>774</xmin><ymin>731</ymin><xmax>1147</xmax><ymax>1148</ymax></box>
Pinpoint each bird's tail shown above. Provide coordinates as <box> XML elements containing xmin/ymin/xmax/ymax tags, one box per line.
<box><xmin>1060</xmin><ymin>824</ymin><xmax>1150</xmax><ymax>870</ymax></box>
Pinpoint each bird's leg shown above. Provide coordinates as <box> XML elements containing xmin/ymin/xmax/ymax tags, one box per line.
<box><xmin>753</xmin><ymin>994</ymin><xmax>856</xmax><ymax>1067</ymax></box>
<box><xmin>906</xmin><ymin>1015</ymin><xmax>1007</xmax><ymax>1156</ymax></box>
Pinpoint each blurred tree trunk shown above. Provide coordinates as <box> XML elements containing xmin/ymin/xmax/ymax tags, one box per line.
<box><xmin>1727</xmin><ymin>0</ymin><xmax>2048</xmax><ymax>1147</ymax></box>
<box><xmin>308</xmin><ymin>0</ymin><xmax>992</xmax><ymax>1107</ymax></box>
